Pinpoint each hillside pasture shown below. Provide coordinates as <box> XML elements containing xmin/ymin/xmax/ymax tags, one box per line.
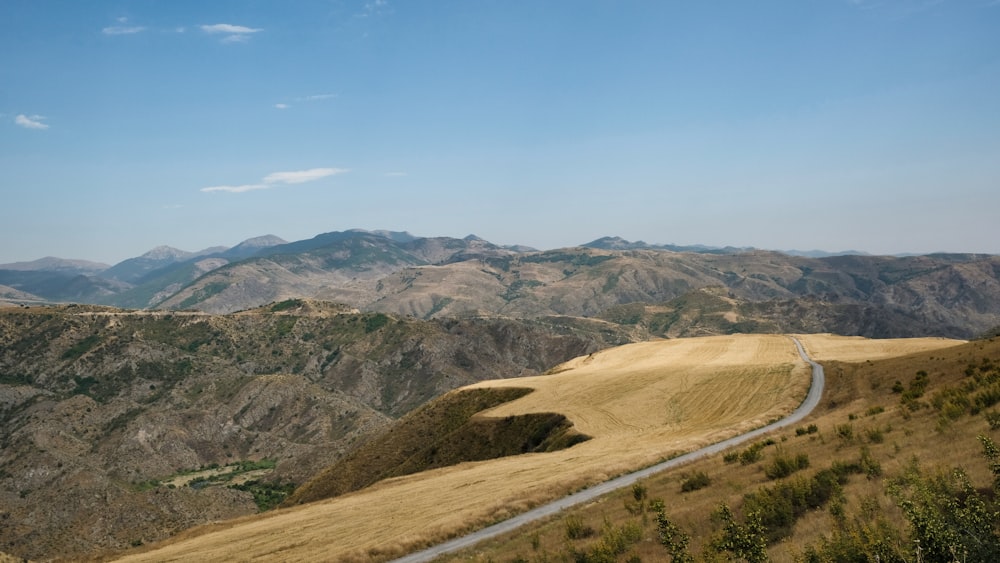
<box><xmin>110</xmin><ymin>334</ymin><xmax>962</xmax><ymax>562</ymax></box>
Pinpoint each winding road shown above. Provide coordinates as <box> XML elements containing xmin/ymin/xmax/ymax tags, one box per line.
<box><xmin>391</xmin><ymin>336</ymin><xmax>825</xmax><ymax>563</ymax></box>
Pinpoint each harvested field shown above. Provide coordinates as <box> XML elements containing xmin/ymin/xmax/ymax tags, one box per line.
<box><xmin>795</xmin><ymin>333</ymin><xmax>961</xmax><ymax>362</ymax></box>
<box><xmin>111</xmin><ymin>334</ymin><xmax>959</xmax><ymax>563</ymax></box>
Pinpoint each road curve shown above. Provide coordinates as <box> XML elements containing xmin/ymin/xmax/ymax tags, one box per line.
<box><xmin>391</xmin><ymin>336</ymin><xmax>824</xmax><ymax>563</ymax></box>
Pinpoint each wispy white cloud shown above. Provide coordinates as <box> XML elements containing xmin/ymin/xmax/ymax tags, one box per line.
<box><xmin>102</xmin><ymin>16</ymin><xmax>145</xmax><ymax>35</ymax></box>
<box><xmin>201</xmin><ymin>23</ymin><xmax>262</xmax><ymax>43</ymax></box>
<box><xmin>15</xmin><ymin>114</ymin><xmax>48</xmax><ymax>130</ymax></box>
<box><xmin>274</xmin><ymin>93</ymin><xmax>337</xmax><ymax>110</ymax></box>
<box><xmin>263</xmin><ymin>168</ymin><xmax>349</xmax><ymax>184</ymax></box>
<box><xmin>102</xmin><ymin>25</ymin><xmax>146</xmax><ymax>35</ymax></box>
<box><xmin>201</xmin><ymin>184</ymin><xmax>268</xmax><ymax>194</ymax></box>
<box><xmin>201</xmin><ymin>23</ymin><xmax>262</xmax><ymax>34</ymax></box>
<box><xmin>201</xmin><ymin>168</ymin><xmax>348</xmax><ymax>194</ymax></box>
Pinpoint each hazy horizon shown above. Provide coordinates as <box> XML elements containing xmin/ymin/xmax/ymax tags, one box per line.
<box><xmin>4</xmin><ymin>1</ymin><xmax>999</xmax><ymax>264</ymax></box>
<box><xmin>0</xmin><ymin>227</ymin><xmax>986</xmax><ymax>268</ymax></box>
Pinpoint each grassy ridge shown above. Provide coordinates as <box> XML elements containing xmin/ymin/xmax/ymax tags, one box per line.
<box><xmin>285</xmin><ymin>387</ymin><xmax>590</xmax><ymax>506</ymax></box>
<box><xmin>440</xmin><ymin>337</ymin><xmax>1000</xmax><ymax>562</ymax></box>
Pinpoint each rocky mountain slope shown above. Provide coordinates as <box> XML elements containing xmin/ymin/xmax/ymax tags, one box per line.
<box><xmin>0</xmin><ymin>301</ymin><xmax>627</xmax><ymax>561</ymax></box>
<box><xmin>5</xmin><ymin>231</ymin><xmax>999</xmax><ymax>339</ymax></box>
<box><xmin>152</xmin><ymin>236</ymin><xmax>1000</xmax><ymax>339</ymax></box>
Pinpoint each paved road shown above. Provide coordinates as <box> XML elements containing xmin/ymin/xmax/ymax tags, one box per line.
<box><xmin>391</xmin><ymin>336</ymin><xmax>825</xmax><ymax>563</ymax></box>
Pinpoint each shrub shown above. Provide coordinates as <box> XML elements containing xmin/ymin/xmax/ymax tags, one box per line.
<box><xmin>631</xmin><ymin>483</ymin><xmax>647</xmax><ymax>503</ymax></box>
<box><xmin>565</xmin><ymin>515</ymin><xmax>595</xmax><ymax>540</ymax></box>
<box><xmin>864</xmin><ymin>427</ymin><xmax>885</xmax><ymax>444</ymax></box>
<box><xmin>900</xmin><ymin>371</ymin><xmax>930</xmax><ymax>410</ymax></box>
<box><xmin>588</xmin><ymin>520</ymin><xmax>642</xmax><ymax>561</ymax></box>
<box><xmin>680</xmin><ymin>471</ymin><xmax>711</xmax><ymax>492</ymax></box>
<box><xmin>764</xmin><ymin>452</ymin><xmax>810</xmax><ymax>480</ymax></box>
<box><xmin>796</xmin><ymin>424</ymin><xmax>819</xmax><ymax>436</ymax></box>
<box><xmin>866</xmin><ymin>405</ymin><xmax>885</xmax><ymax>416</ymax></box>
<box><xmin>738</xmin><ymin>440</ymin><xmax>774</xmax><ymax>465</ymax></box>
<box><xmin>985</xmin><ymin>410</ymin><xmax>1000</xmax><ymax>430</ymax></box>
<box><xmin>859</xmin><ymin>447</ymin><xmax>882</xmax><ymax>479</ymax></box>
<box><xmin>836</xmin><ymin>423</ymin><xmax>854</xmax><ymax>442</ymax></box>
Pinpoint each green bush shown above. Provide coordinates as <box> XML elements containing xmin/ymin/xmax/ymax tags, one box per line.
<box><xmin>795</xmin><ymin>424</ymin><xmax>819</xmax><ymax>436</ymax></box>
<box><xmin>836</xmin><ymin>423</ymin><xmax>854</xmax><ymax>442</ymax></box>
<box><xmin>985</xmin><ymin>410</ymin><xmax>1000</xmax><ymax>429</ymax></box>
<box><xmin>229</xmin><ymin>480</ymin><xmax>296</xmax><ymax>512</ymax></box>
<box><xmin>680</xmin><ymin>471</ymin><xmax>712</xmax><ymax>492</ymax></box>
<box><xmin>864</xmin><ymin>426</ymin><xmax>885</xmax><ymax>444</ymax></box>
<box><xmin>764</xmin><ymin>452</ymin><xmax>810</xmax><ymax>480</ymax></box>
<box><xmin>737</xmin><ymin>440</ymin><xmax>774</xmax><ymax>465</ymax></box>
<box><xmin>565</xmin><ymin>515</ymin><xmax>595</xmax><ymax>540</ymax></box>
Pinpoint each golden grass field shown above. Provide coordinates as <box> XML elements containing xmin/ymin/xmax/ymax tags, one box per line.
<box><xmin>109</xmin><ymin>334</ymin><xmax>964</xmax><ymax>563</ymax></box>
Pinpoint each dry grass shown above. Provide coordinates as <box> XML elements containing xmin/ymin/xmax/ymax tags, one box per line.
<box><xmin>795</xmin><ymin>333</ymin><xmax>961</xmax><ymax>362</ymax></box>
<box><xmin>109</xmin><ymin>334</ymin><xmax>966</xmax><ymax>563</ymax></box>
<box><xmin>439</xmin><ymin>335</ymin><xmax>985</xmax><ymax>562</ymax></box>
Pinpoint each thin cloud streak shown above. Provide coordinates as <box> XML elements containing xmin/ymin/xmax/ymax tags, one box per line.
<box><xmin>263</xmin><ymin>168</ymin><xmax>349</xmax><ymax>184</ymax></box>
<box><xmin>201</xmin><ymin>168</ymin><xmax>348</xmax><ymax>194</ymax></box>
<box><xmin>15</xmin><ymin>114</ymin><xmax>48</xmax><ymax>130</ymax></box>
<box><xmin>200</xmin><ymin>23</ymin><xmax>262</xmax><ymax>34</ymax></box>
<box><xmin>201</xmin><ymin>23</ymin><xmax>262</xmax><ymax>43</ymax></box>
<box><xmin>201</xmin><ymin>184</ymin><xmax>268</xmax><ymax>194</ymax></box>
<box><xmin>102</xmin><ymin>26</ymin><xmax>146</xmax><ymax>35</ymax></box>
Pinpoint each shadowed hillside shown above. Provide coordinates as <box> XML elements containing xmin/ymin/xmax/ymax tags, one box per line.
<box><xmin>285</xmin><ymin>387</ymin><xmax>589</xmax><ymax>506</ymax></box>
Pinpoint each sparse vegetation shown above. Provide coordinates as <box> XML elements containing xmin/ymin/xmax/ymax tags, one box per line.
<box><xmin>6</xmin><ymin>304</ymin><xmax>985</xmax><ymax>563</ymax></box>
<box><xmin>796</xmin><ymin>423</ymin><xmax>819</xmax><ymax>436</ymax></box>
<box><xmin>763</xmin><ymin>451</ymin><xmax>810</xmax><ymax>480</ymax></box>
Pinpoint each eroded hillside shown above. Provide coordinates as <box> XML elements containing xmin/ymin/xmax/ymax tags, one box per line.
<box><xmin>0</xmin><ymin>301</ymin><xmax>628</xmax><ymax>561</ymax></box>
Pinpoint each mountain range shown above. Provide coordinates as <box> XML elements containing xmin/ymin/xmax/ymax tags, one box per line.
<box><xmin>2</xmin><ymin>229</ymin><xmax>998</xmax><ymax>339</ymax></box>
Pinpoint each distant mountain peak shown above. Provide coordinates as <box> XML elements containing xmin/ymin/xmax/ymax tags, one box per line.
<box><xmin>584</xmin><ymin>236</ymin><xmax>641</xmax><ymax>250</ymax></box>
<box><xmin>140</xmin><ymin>246</ymin><xmax>192</xmax><ymax>260</ymax></box>
<box><xmin>233</xmin><ymin>235</ymin><xmax>287</xmax><ymax>249</ymax></box>
<box><xmin>363</xmin><ymin>229</ymin><xmax>418</xmax><ymax>243</ymax></box>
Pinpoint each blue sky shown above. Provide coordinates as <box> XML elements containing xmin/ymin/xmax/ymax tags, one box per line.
<box><xmin>3</xmin><ymin>0</ymin><xmax>999</xmax><ymax>264</ymax></box>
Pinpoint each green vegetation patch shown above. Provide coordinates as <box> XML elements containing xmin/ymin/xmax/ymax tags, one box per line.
<box><xmin>134</xmin><ymin>459</ymin><xmax>293</xmax><ymax>512</ymax></box>
<box><xmin>270</xmin><ymin>298</ymin><xmax>305</xmax><ymax>312</ymax></box>
<box><xmin>229</xmin><ymin>480</ymin><xmax>297</xmax><ymax>512</ymax></box>
<box><xmin>61</xmin><ymin>334</ymin><xmax>102</xmax><ymax>360</ymax></box>
<box><xmin>522</xmin><ymin>251</ymin><xmax>615</xmax><ymax>268</ymax></box>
